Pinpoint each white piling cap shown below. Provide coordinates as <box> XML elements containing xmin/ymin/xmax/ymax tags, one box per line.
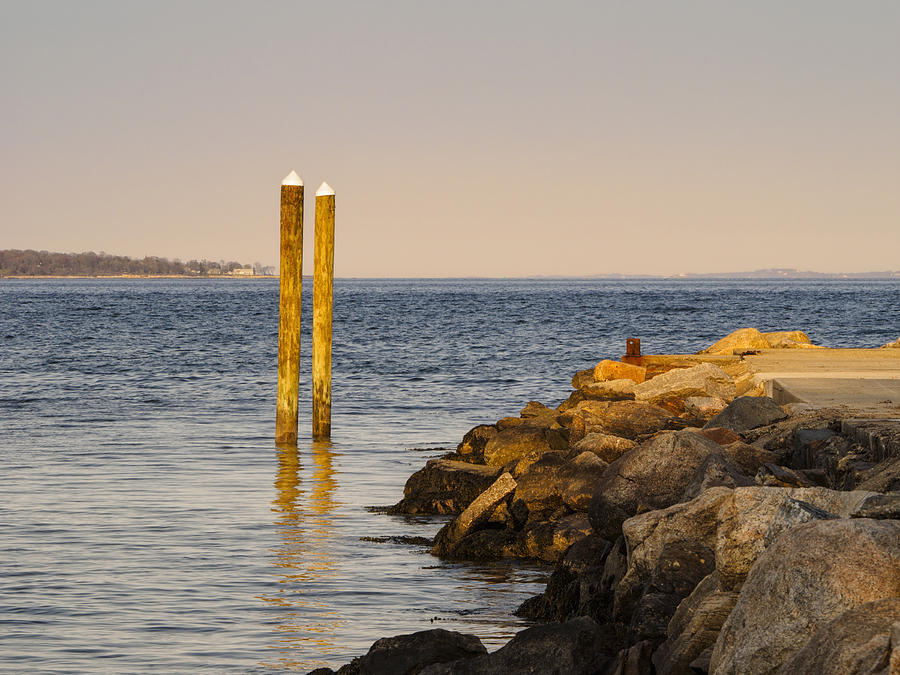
<box><xmin>316</xmin><ymin>181</ymin><xmax>335</xmax><ymax>196</ymax></box>
<box><xmin>282</xmin><ymin>170</ymin><xmax>303</xmax><ymax>186</ymax></box>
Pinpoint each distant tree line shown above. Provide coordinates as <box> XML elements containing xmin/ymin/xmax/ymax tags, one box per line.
<box><xmin>0</xmin><ymin>250</ymin><xmax>272</xmax><ymax>276</ymax></box>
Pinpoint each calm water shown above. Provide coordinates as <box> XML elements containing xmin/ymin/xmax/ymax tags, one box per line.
<box><xmin>1</xmin><ymin>278</ymin><xmax>898</xmax><ymax>672</ymax></box>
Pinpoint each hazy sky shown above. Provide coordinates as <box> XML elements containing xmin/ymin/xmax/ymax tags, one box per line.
<box><xmin>2</xmin><ymin>1</ymin><xmax>898</xmax><ymax>276</ymax></box>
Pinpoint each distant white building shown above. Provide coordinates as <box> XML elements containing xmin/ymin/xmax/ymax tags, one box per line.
<box><xmin>232</xmin><ymin>268</ymin><xmax>255</xmax><ymax>276</ymax></box>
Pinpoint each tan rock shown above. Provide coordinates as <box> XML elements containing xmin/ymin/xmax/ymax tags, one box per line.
<box><xmin>593</xmin><ymin>359</ymin><xmax>647</xmax><ymax>384</ymax></box>
<box><xmin>574</xmin><ymin>400</ymin><xmax>675</xmax><ymax>440</ymax></box>
<box><xmin>684</xmin><ymin>396</ymin><xmax>728</xmax><ymax>420</ymax></box>
<box><xmin>710</xmin><ymin>519</ymin><xmax>900</xmax><ymax>675</ymax></box>
<box><xmin>634</xmin><ymin>363</ymin><xmax>736</xmax><ymax>405</ymax></box>
<box><xmin>579</xmin><ymin>378</ymin><xmax>637</xmax><ymax>400</ymax></box>
<box><xmin>482</xmin><ymin>425</ymin><xmax>552</xmax><ymax>466</ymax></box>
<box><xmin>699</xmin><ymin>327</ymin><xmax>770</xmax><ymax>355</ymax></box>
<box><xmin>570</xmin><ymin>432</ymin><xmax>637</xmax><ymax>463</ymax></box>
<box><xmin>881</xmin><ymin>336</ymin><xmax>900</xmax><ymax>348</ymax></box>
<box><xmin>521</xmin><ymin>513</ymin><xmax>593</xmax><ymax>563</ymax></box>
<box><xmin>433</xmin><ymin>472</ymin><xmax>516</xmax><ymax>551</ymax></box>
<box><xmin>763</xmin><ymin>330</ymin><xmax>813</xmax><ymax>347</ymax></box>
<box><xmin>571</xmin><ymin>368</ymin><xmax>595</xmax><ymax>389</ymax></box>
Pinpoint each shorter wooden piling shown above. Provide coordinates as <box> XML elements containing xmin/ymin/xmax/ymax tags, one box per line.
<box><xmin>312</xmin><ymin>182</ymin><xmax>335</xmax><ymax>439</ymax></box>
<box><xmin>275</xmin><ymin>171</ymin><xmax>303</xmax><ymax>445</ymax></box>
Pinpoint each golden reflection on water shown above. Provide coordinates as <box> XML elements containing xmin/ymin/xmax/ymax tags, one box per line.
<box><xmin>258</xmin><ymin>441</ymin><xmax>345</xmax><ymax>670</ymax></box>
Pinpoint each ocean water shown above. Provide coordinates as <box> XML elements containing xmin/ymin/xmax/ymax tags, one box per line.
<box><xmin>1</xmin><ymin>278</ymin><xmax>898</xmax><ymax>672</ymax></box>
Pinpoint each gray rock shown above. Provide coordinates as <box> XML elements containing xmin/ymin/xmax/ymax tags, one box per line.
<box><xmin>589</xmin><ymin>431</ymin><xmax>726</xmax><ymax>538</ymax></box>
<box><xmin>627</xmin><ymin>540</ymin><xmax>716</xmax><ymax>642</ymax></box>
<box><xmin>703</xmin><ymin>396</ymin><xmax>788</xmax><ymax>432</ymax></box>
<box><xmin>850</xmin><ymin>492</ymin><xmax>900</xmax><ymax>520</ymax></box>
<box><xmin>717</xmin><ymin>441</ymin><xmax>779</xmax><ymax>476</ymax></box>
<box><xmin>761</xmin><ymin>497</ymin><xmax>838</xmax><ymax>546</ymax></box>
<box><xmin>389</xmin><ymin>459</ymin><xmax>502</xmax><ymax>515</ymax></box>
<box><xmin>652</xmin><ymin>572</ymin><xmax>739</xmax><ymax>675</ymax></box>
<box><xmin>602</xmin><ymin>639</ymin><xmax>654</xmax><ymax>675</ymax></box>
<box><xmin>356</xmin><ymin>628</ymin><xmax>487</xmax><ymax>675</ymax></box>
<box><xmin>709</xmin><ymin>518</ymin><xmax>900</xmax><ymax>674</ymax></box>
<box><xmin>857</xmin><ymin>455</ymin><xmax>900</xmax><ymax>493</ymax></box>
<box><xmin>421</xmin><ymin>616</ymin><xmax>614</xmax><ymax>675</ymax></box>
<box><xmin>681</xmin><ymin>453</ymin><xmax>752</xmax><ymax>501</ymax></box>
<box><xmin>776</xmin><ymin>597</ymin><xmax>900</xmax><ymax>675</ymax></box>
<box><xmin>754</xmin><ymin>462</ymin><xmax>815</xmax><ymax>488</ymax></box>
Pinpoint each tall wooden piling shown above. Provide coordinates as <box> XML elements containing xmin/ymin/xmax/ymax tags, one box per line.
<box><xmin>276</xmin><ymin>170</ymin><xmax>303</xmax><ymax>445</ymax></box>
<box><xmin>312</xmin><ymin>182</ymin><xmax>335</xmax><ymax>439</ymax></box>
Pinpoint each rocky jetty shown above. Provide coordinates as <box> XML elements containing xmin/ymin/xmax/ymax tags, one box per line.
<box><xmin>316</xmin><ymin>328</ymin><xmax>900</xmax><ymax>675</ymax></box>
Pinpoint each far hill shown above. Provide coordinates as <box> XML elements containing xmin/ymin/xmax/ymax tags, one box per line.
<box><xmin>0</xmin><ymin>250</ymin><xmax>274</xmax><ymax>277</ymax></box>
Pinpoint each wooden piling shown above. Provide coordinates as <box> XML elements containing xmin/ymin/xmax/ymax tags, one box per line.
<box><xmin>312</xmin><ymin>182</ymin><xmax>335</xmax><ymax>439</ymax></box>
<box><xmin>275</xmin><ymin>171</ymin><xmax>303</xmax><ymax>445</ymax></box>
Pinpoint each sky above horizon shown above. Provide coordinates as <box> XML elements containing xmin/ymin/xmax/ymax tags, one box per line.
<box><xmin>2</xmin><ymin>1</ymin><xmax>899</xmax><ymax>276</ymax></box>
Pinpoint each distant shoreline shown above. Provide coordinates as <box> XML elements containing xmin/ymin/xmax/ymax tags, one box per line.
<box><xmin>0</xmin><ymin>274</ymin><xmax>279</xmax><ymax>280</ymax></box>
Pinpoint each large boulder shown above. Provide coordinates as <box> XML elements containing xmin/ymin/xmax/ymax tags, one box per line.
<box><xmin>777</xmin><ymin>598</ymin><xmax>900</xmax><ymax>675</ymax></box>
<box><xmin>389</xmin><ymin>459</ymin><xmax>501</xmax><ymax>515</ymax></box>
<box><xmin>714</xmin><ymin>486</ymin><xmax>876</xmax><ymax>590</ymax></box>
<box><xmin>570</xmin><ymin>432</ymin><xmax>637</xmax><ymax>463</ymax></box>
<box><xmin>703</xmin><ymin>396</ymin><xmax>788</xmax><ymax>432</ymax></box>
<box><xmin>420</xmin><ymin>616</ymin><xmax>614</xmax><ymax>675</ymax></box>
<box><xmin>589</xmin><ymin>431</ymin><xmax>725</xmax><ymax>537</ymax></box>
<box><xmin>709</xmin><ymin>518</ymin><xmax>900</xmax><ymax>674</ymax></box>
<box><xmin>594</xmin><ymin>359</ymin><xmax>647</xmax><ymax>384</ymax></box>
<box><xmin>574</xmin><ymin>400</ymin><xmax>677</xmax><ymax>440</ymax></box>
<box><xmin>482</xmin><ymin>424</ymin><xmax>554</xmax><ymax>466</ymax></box>
<box><xmin>510</xmin><ymin>452</ymin><xmax>608</xmax><ymax>525</ymax></box>
<box><xmin>612</xmin><ymin>488</ymin><xmax>731</xmax><ymax>639</ymax></box>
<box><xmin>700</xmin><ymin>328</ymin><xmax>770</xmax><ymax>355</ymax></box>
<box><xmin>881</xmin><ymin>336</ymin><xmax>900</xmax><ymax>348</ymax></box>
<box><xmin>634</xmin><ymin>363</ymin><xmax>736</xmax><ymax>406</ymax></box>
<box><xmin>354</xmin><ymin>628</ymin><xmax>487</xmax><ymax>675</ymax></box>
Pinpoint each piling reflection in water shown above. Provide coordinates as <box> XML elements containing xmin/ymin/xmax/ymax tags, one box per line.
<box><xmin>259</xmin><ymin>442</ymin><xmax>344</xmax><ymax>670</ymax></box>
